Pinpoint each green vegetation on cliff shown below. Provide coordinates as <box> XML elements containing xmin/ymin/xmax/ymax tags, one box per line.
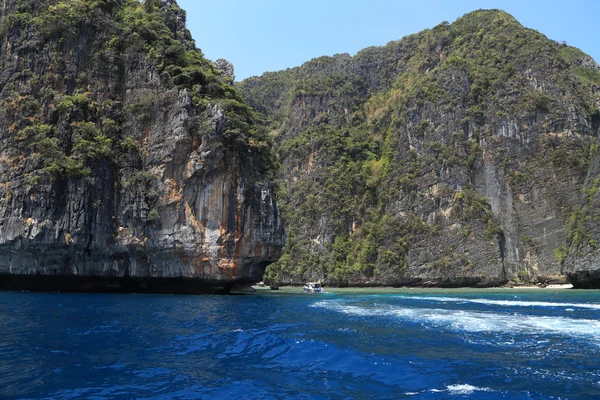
<box><xmin>1</xmin><ymin>0</ymin><xmax>275</xmax><ymax>182</ymax></box>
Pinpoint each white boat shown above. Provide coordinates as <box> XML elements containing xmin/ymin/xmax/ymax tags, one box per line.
<box><xmin>303</xmin><ymin>282</ymin><xmax>324</xmax><ymax>293</ymax></box>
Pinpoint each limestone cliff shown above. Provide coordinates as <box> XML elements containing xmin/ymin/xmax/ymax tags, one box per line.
<box><xmin>239</xmin><ymin>10</ymin><xmax>600</xmax><ymax>288</ymax></box>
<box><xmin>0</xmin><ymin>0</ymin><xmax>284</xmax><ymax>293</ymax></box>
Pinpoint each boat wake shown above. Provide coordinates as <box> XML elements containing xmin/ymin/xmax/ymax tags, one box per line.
<box><xmin>402</xmin><ymin>296</ymin><xmax>600</xmax><ymax>310</ymax></box>
<box><xmin>312</xmin><ymin>300</ymin><xmax>600</xmax><ymax>340</ymax></box>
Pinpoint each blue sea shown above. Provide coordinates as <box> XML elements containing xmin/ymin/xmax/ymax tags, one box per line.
<box><xmin>2</xmin><ymin>288</ymin><xmax>600</xmax><ymax>399</ymax></box>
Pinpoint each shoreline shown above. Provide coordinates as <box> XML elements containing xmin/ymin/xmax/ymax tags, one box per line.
<box><xmin>252</xmin><ymin>283</ymin><xmax>575</xmax><ymax>293</ymax></box>
<box><xmin>504</xmin><ymin>284</ymin><xmax>573</xmax><ymax>289</ymax></box>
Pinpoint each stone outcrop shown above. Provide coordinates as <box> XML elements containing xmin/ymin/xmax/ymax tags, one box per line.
<box><xmin>213</xmin><ymin>59</ymin><xmax>235</xmax><ymax>83</ymax></box>
<box><xmin>0</xmin><ymin>0</ymin><xmax>283</xmax><ymax>293</ymax></box>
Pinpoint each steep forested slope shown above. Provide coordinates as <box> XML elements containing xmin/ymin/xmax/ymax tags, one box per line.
<box><xmin>0</xmin><ymin>0</ymin><xmax>284</xmax><ymax>293</ymax></box>
<box><xmin>239</xmin><ymin>10</ymin><xmax>600</xmax><ymax>287</ymax></box>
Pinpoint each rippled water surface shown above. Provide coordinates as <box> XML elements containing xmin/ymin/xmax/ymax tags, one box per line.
<box><xmin>2</xmin><ymin>288</ymin><xmax>600</xmax><ymax>399</ymax></box>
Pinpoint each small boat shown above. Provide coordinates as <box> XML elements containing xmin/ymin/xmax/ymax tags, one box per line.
<box><xmin>303</xmin><ymin>282</ymin><xmax>324</xmax><ymax>293</ymax></box>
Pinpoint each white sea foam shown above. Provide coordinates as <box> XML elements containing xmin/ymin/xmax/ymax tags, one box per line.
<box><xmin>403</xmin><ymin>296</ymin><xmax>600</xmax><ymax>310</ymax></box>
<box><xmin>312</xmin><ymin>301</ymin><xmax>600</xmax><ymax>340</ymax></box>
<box><xmin>444</xmin><ymin>384</ymin><xmax>492</xmax><ymax>395</ymax></box>
<box><xmin>406</xmin><ymin>384</ymin><xmax>492</xmax><ymax>396</ymax></box>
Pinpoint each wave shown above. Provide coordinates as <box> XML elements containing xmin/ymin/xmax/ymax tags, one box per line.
<box><xmin>435</xmin><ymin>384</ymin><xmax>492</xmax><ymax>395</ymax></box>
<box><xmin>401</xmin><ymin>296</ymin><xmax>600</xmax><ymax>310</ymax></box>
<box><xmin>312</xmin><ymin>301</ymin><xmax>600</xmax><ymax>339</ymax></box>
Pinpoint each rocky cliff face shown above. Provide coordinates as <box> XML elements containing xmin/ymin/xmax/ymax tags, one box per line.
<box><xmin>239</xmin><ymin>10</ymin><xmax>600</xmax><ymax>287</ymax></box>
<box><xmin>0</xmin><ymin>0</ymin><xmax>283</xmax><ymax>293</ymax></box>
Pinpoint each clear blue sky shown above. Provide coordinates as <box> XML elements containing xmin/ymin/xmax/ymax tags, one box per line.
<box><xmin>178</xmin><ymin>0</ymin><xmax>600</xmax><ymax>81</ymax></box>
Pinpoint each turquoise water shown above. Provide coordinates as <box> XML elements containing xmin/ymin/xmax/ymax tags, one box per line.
<box><xmin>1</xmin><ymin>288</ymin><xmax>600</xmax><ymax>399</ymax></box>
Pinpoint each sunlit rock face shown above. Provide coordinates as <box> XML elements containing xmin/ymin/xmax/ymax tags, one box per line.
<box><xmin>0</xmin><ymin>0</ymin><xmax>284</xmax><ymax>293</ymax></box>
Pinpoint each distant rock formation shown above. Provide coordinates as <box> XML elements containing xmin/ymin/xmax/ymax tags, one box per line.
<box><xmin>239</xmin><ymin>10</ymin><xmax>600</xmax><ymax>288</ymax></box>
